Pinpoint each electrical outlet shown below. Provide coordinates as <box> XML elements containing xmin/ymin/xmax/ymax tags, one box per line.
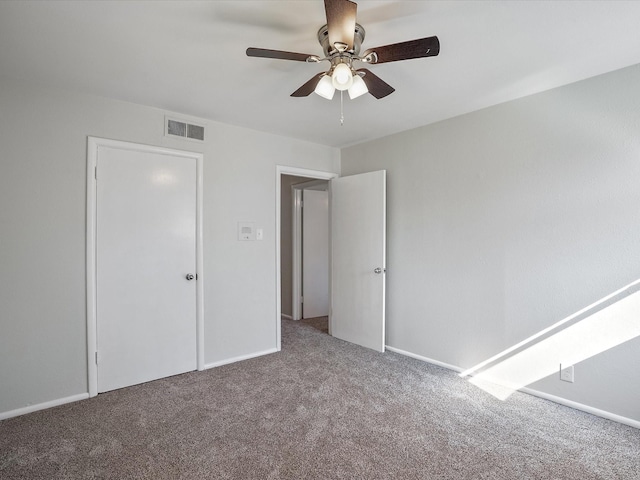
<box><xmin>560</xmin><ymin>364</ymin><xmax>574</xmax><ymax>383</ymax></box>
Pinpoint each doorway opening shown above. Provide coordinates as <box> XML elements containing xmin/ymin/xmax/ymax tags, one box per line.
<box><xmin>275</xmin><ymin>166</ymin><xmax>387</xmax><ymax>354</ymax></box>
<box><xmin>287</xmin><ymin>178</ymin><xmax>330</xmax><ymax>333</ymax></box>
<box><xmin>291</xmin><ymin>179</ymin><xmax>330</xmax><ymax>321</ymax></box>
<box><xmin>275</xmin><ymin>166</ymin><xmax>338</xmax><ymax>350</ymax></box>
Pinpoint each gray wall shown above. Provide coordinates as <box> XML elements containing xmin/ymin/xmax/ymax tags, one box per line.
<box><xmin>342</xmin><ymin>64</ymin><xmax>640</xmax><ymax>422</ymax></box>
<box><xmin>2</xmin><ymin>64</ymin><xmax>639</xmax><ymax>425</ymax></box>
<box><xmin>0</xmin><ymin>79</ymin><xmax>339</xmax><ymax>415</ymax></box>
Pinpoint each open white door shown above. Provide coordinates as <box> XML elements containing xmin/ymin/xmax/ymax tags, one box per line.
<box><xmin>330</xmin><ymin>170</ymin><xmax>386</xmax><ymax>352</ymax></box>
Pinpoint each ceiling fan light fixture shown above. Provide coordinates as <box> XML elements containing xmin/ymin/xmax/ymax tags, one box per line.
<box><xmin>348</xmin><ymin>74</ymin><xmax>368</xmax><ymax>99</ymax></box>
<box><xmin>332</xmin><ymin>63</ymin><xmax>354</xmax><ymax>91</ymax></box>
<box><xmin>314</xmin><ymin>75</ymin><xmax>336</xmax><ymax>100</ymax></box>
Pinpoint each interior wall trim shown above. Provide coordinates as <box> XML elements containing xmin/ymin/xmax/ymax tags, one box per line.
<box><xmin>385</xmin><ymin>345</ymin><xmax>639</xmax><ymax>430</ymax></box>
<box><xmin>203</xmin><ymin>348</ymin><xmax>279</xmax><ymax>370</ymax></box>
<box><xmin>385</xmin><ymin>346</ymin><xmax>463</xmax><ymax>373</ymax></box>
<box><xmin>0</xmin><ymin>393</ymin><xmax>89</xmax><ymax>421</ymax></box>
<box><xmin>519</xmin><ymin>386</ymin><xmax>640</xmax><ymax>430</ymax></box>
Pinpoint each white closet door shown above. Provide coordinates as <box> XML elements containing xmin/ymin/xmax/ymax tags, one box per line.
<box><xmin>96</xmin><ymin>145</ymin><xmax>197</xmax><ymax>392</ymax></box>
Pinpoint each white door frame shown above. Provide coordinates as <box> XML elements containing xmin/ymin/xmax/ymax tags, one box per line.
<box><xmin>275</xmin><ymin>166</ymin><xmax>338</xmax><ymax>350</ymax></box>
<box><xmin>86</xmin><ymin>137</ymin><xmax>205</xmax><ymax>397</ymax></box>
<box><xmin>291</xmin><ymin>180</ymin><xmax>330</xmax><ymax>321</ymax></box>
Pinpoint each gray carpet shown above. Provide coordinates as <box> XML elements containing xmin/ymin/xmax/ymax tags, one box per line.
<box><xmin>300</xmin><ymin>316</ymin><xmax>330</xmax><ymax>334</ymax></box>
<box><xmin>1</xmin><ymin>319</ymin><xmax>639</xmax><ymax>479</ymax></box>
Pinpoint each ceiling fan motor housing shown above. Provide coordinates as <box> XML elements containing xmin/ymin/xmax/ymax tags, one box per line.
<box><xmin>318</xmin><ymin>23</ymin><xmax>365</xmax><ymax>57</ymax></box>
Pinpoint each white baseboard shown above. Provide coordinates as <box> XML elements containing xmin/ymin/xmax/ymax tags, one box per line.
<box><xmin>203</xmin><ymin>348</ymin><xmax>279</xmax><ymax>370</ymax></box>
<box><xmin>5</xmin><ymin>349</ymin><xmax>637</xmax><ymax>430</ymax></box>
<box><xmin>385</xmin><ymin>345</ymin><xmax>639</xmax><ymax>430</ymax></box>
<box><xmin>519</xmin><ymin>386</ymin><xmax>640</xmax><ymax>430</ymax></box>
<box><xmin>281</xmin><ymin>314</ymin><xmax>293</xmax><ymax>321</ymax></box>
<box><xmin>2</xmin><ymin>349</ymin><xmax>280</xmax><ymax>421</ymax></box>
<box><xmin>0</xmin><ymin>393</ymin><xmax>89</xmax><ymax>421</ymax></box>
<box><xmin>386</xmin><ymin>345</ymin><xmax>463</xmax><ymax>373</ymax></box>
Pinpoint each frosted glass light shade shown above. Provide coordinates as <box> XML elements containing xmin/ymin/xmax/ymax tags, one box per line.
<box><xmin>348</xmin><ymin>75</ymin><xmax>368</xmax><ymax>99</ymax></box>
<box><xmin>332</xmin><ymin>63</ymin><xmax>353</xmax><ymax>91</ymax></box>
<box><xmin>314</xmin><ymin>75</ymin><xmax>335</xmax><ymax>100</ymax></box>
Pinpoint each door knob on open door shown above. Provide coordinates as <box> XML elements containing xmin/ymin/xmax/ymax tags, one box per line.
<box><xmin>374</xmin><ymin>267</ymin><xmax>382</xmax><ymax>274</ymax></box>
<box><xmin>185</xmin><ymin>274</ymin><xmax>195</xmax><ymax>281</ymax></box>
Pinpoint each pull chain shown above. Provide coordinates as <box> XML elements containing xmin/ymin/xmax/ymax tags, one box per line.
<box><xmin>340</xmin><ymin>90</ymin><xmax>344</xmax><ymax>126</ymax></box>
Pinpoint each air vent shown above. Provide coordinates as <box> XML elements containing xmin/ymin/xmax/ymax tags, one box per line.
<box><xmin>165</xmin><ymin>116</ymin><xmax>205</xmax><ymax>142</ymax></box>
<box><xmin>167</xmin><ymin>119</ymin><xmax>187</xmax><ymax>137</ymax></box>
<box><xmin>187</xmin><ymin>123</ymin><xmax>204</xmax><ymax>141</ymax></box>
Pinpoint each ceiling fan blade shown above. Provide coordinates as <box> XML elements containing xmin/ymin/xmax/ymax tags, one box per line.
<box><xmin>357</xmin><ymin>69</ymin><xmax>395</xmax><ymax>99</ymax></box>
<box><xmin>246</xmin><ymin>47</ymin><xmax>314</xmax><ymax>62</ymax></box>
<box><xmin>291</xmin><ymin>73</ymin><xmax>325</xmax><ymax>97</ymax></box>
<box><xmin>363</xmin><ymin>36</ymin><xmax>440</xmax><ymax>64</ymax></box>
<box><xmin>324</xmin><ymin>0</ymin><xmax>357</xmax><ymax>51</ymax></box>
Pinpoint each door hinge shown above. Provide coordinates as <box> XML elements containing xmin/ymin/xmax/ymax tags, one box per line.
<box><xmin>300</xmin><ymin>200</ymin><xmax>303</xmax><ymax>208</ymax></box>
<box><xmin>300</xmin><ymin>296</ymin><xmax>304</xmax><ymax>303</ymax></box>
<box><xmin>95</xmin><ymin>166</ymin><xmax>97</xmax><ymax>180</ymax></box>
<box><xmin>95</xmin><ymin>351</ymin><xmax>99</xmax><ymax>364</ymax></box>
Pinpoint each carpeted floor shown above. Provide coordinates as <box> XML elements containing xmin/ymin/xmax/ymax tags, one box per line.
<box><xmin>300</xmin><ymin>316</ymin><xmax>329</xmax><ymax>334</ymax></box>
<box><xmin>1</xmin><ymin>319</ymin><xmax>639</xmax><ymax>479</ymax></box>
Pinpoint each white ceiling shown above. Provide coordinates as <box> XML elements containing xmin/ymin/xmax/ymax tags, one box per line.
<box><xmin>2</xmin><ymin>1</ymin><xmax>640</xmax><ymax>148</ymax></box>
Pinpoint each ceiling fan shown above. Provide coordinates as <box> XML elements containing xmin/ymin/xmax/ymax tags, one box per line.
<box><xmin>246</xmin><ymin>0</ymin><xmax>440</xmax><ymax>101</ymax></box>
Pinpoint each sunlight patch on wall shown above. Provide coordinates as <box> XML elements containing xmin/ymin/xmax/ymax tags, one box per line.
<box><xmin>460</xmin><ymin>280</ymin><xmax>640</xmax><ymax>400</ymax></box>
